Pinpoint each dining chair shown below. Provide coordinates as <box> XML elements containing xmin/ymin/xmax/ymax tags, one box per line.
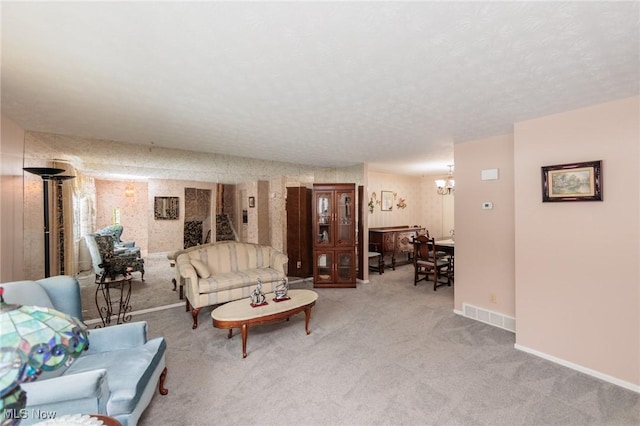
<box><xmin>413</xmin><ymin>234</ymin><xmax>451</xmax><ymax>291</ymax></box>
<box><xmin>418</xmin><ymin>229</ymin><xmax>448</xmax><ymax>260</ymax></box>
<box><xmin>445</xmin><ymin>253</ymin><xmax>454</xmax><ymax>284</ymax></box>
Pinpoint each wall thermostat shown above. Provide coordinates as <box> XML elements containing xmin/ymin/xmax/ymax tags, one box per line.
<box><xmin>482</xmin><ymin>201</ymin><xmax>493</xmax><ymax>209</ymax></box>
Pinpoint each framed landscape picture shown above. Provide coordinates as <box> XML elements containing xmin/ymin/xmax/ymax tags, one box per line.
<box><xmin>541</xmin><ymin>160</ymin><xmax>602</xmax><ymax>202</ymax></box>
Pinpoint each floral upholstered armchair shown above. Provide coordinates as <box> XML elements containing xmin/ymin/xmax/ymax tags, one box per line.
<box><xmin>95</xmin><ymin>224</ymin><xmax>139</xmax><ymax>256</ymax></box>
<box><xmin>86</xmin><ymin>233</ymin><xmax>145</xmax><ymax>281</ymax></box>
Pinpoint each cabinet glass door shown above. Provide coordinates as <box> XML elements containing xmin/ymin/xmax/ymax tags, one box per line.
<box><xmin>336</xmin><ymin>190</ymin><xmax>354</xmax><ymax>247</ymax></box>
<box><xmin>336</xmin><ymin>251</ymin><xmax>353</xmax><ymax>283</ymax></box>
<box><xmin>315</xmin><ymin>191</ymin><xmax>333</xmax><ymax>246</ymax></box>
<box><xmin>315</xmin><ymin>252</ymin><xmax>333</xmax><ymax>284</ymax></box>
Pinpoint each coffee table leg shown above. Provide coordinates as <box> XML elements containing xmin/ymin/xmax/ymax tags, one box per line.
<box><xmin>227</xmin><ymin>329</ymin><xmax>233</xmax><ymax>339</ymax></box>
<box><xmin>241</xmin><ymin>323</ymin><xmax>248</xmax><ymax>358</ymax></box>
<box><xmin>304</xmin><ymin>307</ymin><xmax>312</xmax><ymax>335</ymax></box>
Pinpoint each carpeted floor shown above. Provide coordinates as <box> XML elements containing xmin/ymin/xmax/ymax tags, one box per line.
<box><xmin>78</xmin><ymin>252</ymin><xmax>182</xmax><ymax>323</ymax></box>
<box><xmin>120</xmin><ymin>264</ymin><xmax>640</xmax><ymax>426</ymax></box>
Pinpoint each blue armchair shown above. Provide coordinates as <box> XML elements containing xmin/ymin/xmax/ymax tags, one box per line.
<box><xmin>2</xmin><ymin>276</ymin><xmax>167</xmax><ymax>426</ymax></box>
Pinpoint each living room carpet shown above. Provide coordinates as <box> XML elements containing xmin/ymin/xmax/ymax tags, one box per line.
<box><xmin>124</xmin><ymin>265</ymin><xmax>639</xmax><ymax>426</ymax></box>
<box><xmin>78</xmin><ymin>252</ymin><xmax>181</xmax><ymax>323</ymax></box>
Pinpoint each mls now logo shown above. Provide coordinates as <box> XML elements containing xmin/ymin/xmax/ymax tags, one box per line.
<box><xmin>3</xmin><ymin>409</ymin><xmax>28</xmax><ymax>420</ymax></box>
<box><xmin>4</xmin><ymin>409</ymin><xmax>57</xmax><ymax>420</ymax></box>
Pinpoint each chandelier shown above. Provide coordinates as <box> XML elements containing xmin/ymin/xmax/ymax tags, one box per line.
<box><xmin>435</xmin><ymin>165</ymin><xmax>455</xmax><ymax>195</ymax></box>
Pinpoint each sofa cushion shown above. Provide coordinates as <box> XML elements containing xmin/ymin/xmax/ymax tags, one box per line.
<box><xmin>202</xmin><ymin>242</ymin><xmax>273</xmax><ymax>275</ymax></box>
<box><xmin>190</xmin><ymin>259</ymin><xmax>211</xmax><ymax>278</ymax></box>
<box><xmin>198</xmin><ymin>268</ymin><xmax>284</xmax><ymax>294</ymax></box>
<box><xmin>66</xmin><ymin>337</ymin><xmax>166</xmax><ymax>416</ymax></box>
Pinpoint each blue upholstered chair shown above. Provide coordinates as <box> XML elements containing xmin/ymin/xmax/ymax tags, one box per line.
<box><xmin>2</xmin><ymin>276</ymin><xmax>167</xmax><ymax>426</ymax></box>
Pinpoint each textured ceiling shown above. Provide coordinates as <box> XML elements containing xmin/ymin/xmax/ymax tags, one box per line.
<box><xmin>2</xmin><ymin>2</ymin><xmax>638</xmax><ymax>176</ymax></box>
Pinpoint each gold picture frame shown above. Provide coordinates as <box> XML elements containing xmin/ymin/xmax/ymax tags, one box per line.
<box><xmin>541</xmin><ymin>160</ymin><xmax>602</xmax><ymax>202</ymax></box>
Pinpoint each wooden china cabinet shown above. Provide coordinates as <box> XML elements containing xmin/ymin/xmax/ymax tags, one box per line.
<box><xmin>312</xmin><ymin>183</ymin><xmax>356</xmax><ymax>288</ymax></box>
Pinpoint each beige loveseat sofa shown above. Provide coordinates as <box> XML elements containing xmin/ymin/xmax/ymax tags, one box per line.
<box><xmin>176</xmin><ymin>241</ymin><xmax>288</xmax><ymax>329</ymax></box>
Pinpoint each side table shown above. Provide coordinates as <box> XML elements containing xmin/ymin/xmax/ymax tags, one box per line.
<box><xmin>95</xmin><ymin>273</ymin><xmax>133</xmax><ymax>327</ymax></box>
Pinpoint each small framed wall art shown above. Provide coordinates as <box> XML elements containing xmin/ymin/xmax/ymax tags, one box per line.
<box><xmin>541</xmin><ymin>160</ymin><xmax>602</xmax><ymax>202</ymax></box>
<box><xmin>154</xmin><ymin>196</ymin><xmax>180</xmax><ymax>219</ymax></box>
<box><xmin>381</xmin><ymin>191</ymin><xmax>394</xmax><ymax>211</ymax></box>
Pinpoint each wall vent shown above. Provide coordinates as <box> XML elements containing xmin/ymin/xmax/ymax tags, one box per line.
<box><xmin>459</xmin><ymin>303</ymin><xmax>516</xmax><ymax>333</ymax></box>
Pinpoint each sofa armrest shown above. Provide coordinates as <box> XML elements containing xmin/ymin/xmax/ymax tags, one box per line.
<box><xmin>270</xmin><ymin>251</ymin><xmax>289</xmax><ymax>274</ymax></box>
<box><xmin>86</xmin><ymin>321</ymin><xmax>148</xmax><ymax>354</ymax></box>
<box><xmin>37</xmin><ymin>275</ymin><xmax>83</xmax><ymax>320</ymax></box>
<box><xmin>22</xmin><ymin>369</ymin><xmax>110</xmax><ymax>414</ymax></box>
<box><xmin>177</xmin><ymin>254</ymin><xmax>198</xmax><ymax>282</ymax></box>
<box><xmin>177</xmin><ymin>253</ymin><xmax>200</xmax><ymax>302</ymax></box>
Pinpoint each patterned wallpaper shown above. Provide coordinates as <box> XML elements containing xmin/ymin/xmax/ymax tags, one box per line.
<box><xmin>19</xmin><ymin>129</ymin><xmax>453</xmax><ymax>278</ymax></box>
<box><xmin>95</xmin><ymin>179</ymin><xmax>149</xmax><ymax>255</ymax></box>
<box><xmin>20</xmin><ymin>129</ymin><xmax>453</xmax><ymax>279</ymax></box>
<box><xmin>22</xmin><ymin>131</ymin><xmax>365</xmax><ymax>267</ymax></box>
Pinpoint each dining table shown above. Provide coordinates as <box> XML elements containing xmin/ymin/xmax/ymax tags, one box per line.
<box><xmin>434</xmin><ymin>239</ymin><xmax>455</xmax><ymax>256</ymax></box>
<box><xmin>435</xmin><ymin>239</ymin><xmax>455</xmax><ymax>282</ymax></box>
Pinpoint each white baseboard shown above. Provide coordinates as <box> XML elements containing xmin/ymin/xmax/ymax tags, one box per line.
<box><xmin>455</xmin><ymin>305</ymin><xmax>639</xmax><ymax>393</ymax></box>
<box><xmin>514</xmin><ymin>343</ymin><xmax>640</xmax><ymax>394</ymax></box>
<box><xmin>455</xmin><ymin>303</ymin><xmax>516</xmax><ymax>333</ymax></box>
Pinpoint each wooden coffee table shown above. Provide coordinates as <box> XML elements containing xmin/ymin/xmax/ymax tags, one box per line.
<box><xmin>211</xmin><ymin>289</ymin><xmax>318</xmax><ymax>358</ymax></box>
<box><xmin>211</xmin><ymin>290</ymin><xmax>318</xmax><ymax>358</ymax></box>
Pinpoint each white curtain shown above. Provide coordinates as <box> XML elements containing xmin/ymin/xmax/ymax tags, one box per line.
<box><xmin>73</xmin><ymin>172</ymin><xmax>96</xmax><ymax>274</ymax></box>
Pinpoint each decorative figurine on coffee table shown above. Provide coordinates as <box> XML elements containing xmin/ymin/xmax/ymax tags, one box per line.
<box><xmin>273</xmin><ymin>278</ymin><xmax>290</xmax><ymax>302</ymax></box>
<box><xmin>250</xmin><ymin>278</ymin><xmax>267</xmax><ymax>307</ymax></box>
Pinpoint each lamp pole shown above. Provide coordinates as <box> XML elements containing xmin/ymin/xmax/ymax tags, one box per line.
<box><xmin>23</xmin><ymin>167</ymin><xmax>65</xmax><ymax>278</ymax></box>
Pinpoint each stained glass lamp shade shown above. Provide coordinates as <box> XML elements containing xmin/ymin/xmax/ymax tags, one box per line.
<box><xmin>0</xmin><ymin>348</ymin><xmax>26</xmax><ymax>426</ymax></box>
<box><xmin>0</xmin><ymin>287</ymin><xmax>89</xmax><ymax>424</ymax></box>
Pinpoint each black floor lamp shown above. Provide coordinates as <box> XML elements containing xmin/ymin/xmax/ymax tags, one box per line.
<box><xmin>23</xmin><ymin>167</ymin><xmax>75</xmax><ymax>278</ymax></box>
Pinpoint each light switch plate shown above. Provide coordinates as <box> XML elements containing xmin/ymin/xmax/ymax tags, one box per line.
<box><xmin>482</xmin><ymin>201</ymin><xmax>493</xmax><ymax>209</ymax></box>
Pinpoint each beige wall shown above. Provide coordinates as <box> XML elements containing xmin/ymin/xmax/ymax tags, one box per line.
<box><xmin>454</xmin><ymin>134</ymin><xmax>516</xmax><ymax>318</ymax></box>
<box><xmin>1</xmin><ymin>115</ymin><xmax>25</xmax><ymax>281</ymax></box>
<box><xmin>454</xmin><ymin>96</ymin><xmax>639</xmax><ymax>389</ymax></box>
<box><xmin>237</xmin><ymin>181</ymin><xmax>258</xmax><ymax>244</ymax></box>
<box><xmin>514</xmin><ymin>96</ymin><xmax>639</xmax><ymax>388</ymax></box>
<box><xmin>367</xmin><ymin>171</ymin><xmax>422</xmax><ymax>228</ymax></box>
<box><xmin>95</xmin><ymin>180</ymin><xmax>149</xmax><ymax>254</ymax></box>
<box><xmin>367</xmin><ymin>170</ymin><xmax>454</xmax><ymax>239</ymax></box>
<box><xmin>146</xmin><ymin>179</ymin><xmax>218</xmax><ymax>253</ymax></box>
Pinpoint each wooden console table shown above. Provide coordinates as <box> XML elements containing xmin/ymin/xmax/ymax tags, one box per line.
<box><xmin>369</xmin><ymin>226</ymin><xmax>422</xmax><ymax>270</ymax></box>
